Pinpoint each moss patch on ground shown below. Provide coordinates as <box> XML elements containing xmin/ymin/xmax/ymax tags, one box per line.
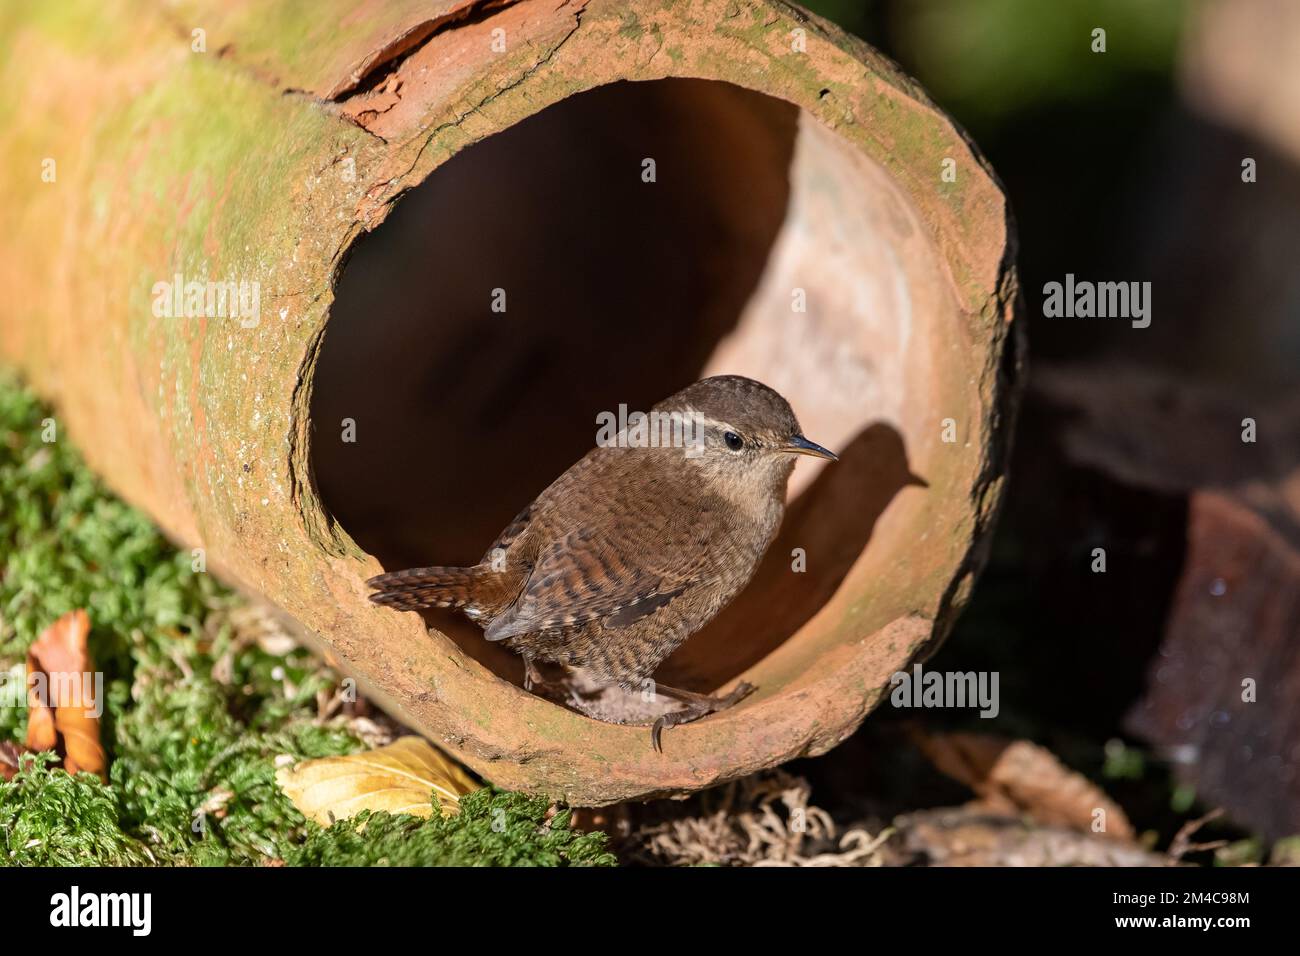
<box><xmin>0</xmin><ymin>370</ymin><xmax>614</xmax><ymax>867</ymax></box>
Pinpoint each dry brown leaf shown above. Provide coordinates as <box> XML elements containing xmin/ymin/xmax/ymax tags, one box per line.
<box><xmin>24</xmin><ymin>690</ymin><xmax>57</xmax><ymax>752</ymax></box>
<box><xmin>25</xmin><ymin>609</ymin><xmax>107</xmax><ymax>781</ymax></box>
<box><xmin>912</xmin><ymin>730</ymin><xmax>1135</xmax><ymax>841</ymax></box>
<box><xmin>276</xmin><ymin>736</ymin><xmax>479</xmax><ymax>825</ymax></box>
<box><xmin>894</xmin><ymin>807</ymin><xmax>1163</xmax><ymax>867</ymax></box>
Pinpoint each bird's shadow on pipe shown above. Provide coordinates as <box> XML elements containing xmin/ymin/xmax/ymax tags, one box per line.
<box><xmin>656</xmin><ymin>421</ymin><xmax>926</xmax><ymax>690</ymax></box>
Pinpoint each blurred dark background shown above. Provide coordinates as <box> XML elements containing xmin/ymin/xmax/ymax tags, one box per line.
<box><xmin>792</xmin><ymin>0</ymin><xmax>1300</xmax><ymax>852</ymax></box>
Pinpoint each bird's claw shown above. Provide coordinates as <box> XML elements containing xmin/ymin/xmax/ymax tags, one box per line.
<box><xmin>651</xmin><ymin>717</ymin><xmax>667</xmax><ymax>754</ymax></box>
<box><xmin>650</xmin><ymin>681</ymin><xmax>757</xmax><ymax>754</ymax></box>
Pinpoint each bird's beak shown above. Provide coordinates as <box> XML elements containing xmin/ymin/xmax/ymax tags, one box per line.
<box><xmin>780</xmin><ymin>435</ymin><xmax>838</xmax><ymax>461</ymax></box>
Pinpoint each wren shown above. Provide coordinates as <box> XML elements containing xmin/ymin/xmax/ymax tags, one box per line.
<box><xmin>367</xmin><ymin>375</ymin><xmax>837</xmax><ymax>751</ymax></box>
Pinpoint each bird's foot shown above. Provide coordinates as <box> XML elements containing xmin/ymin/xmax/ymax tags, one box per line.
<box><xmin>522</xmin><ymin>656</ymin><xmax>545</xmax><ymax>693</ymax></box>
<box><xmin>651</xmin><ymin>681</ymin><xmax>756</xmax><ymax>754</ymax></box>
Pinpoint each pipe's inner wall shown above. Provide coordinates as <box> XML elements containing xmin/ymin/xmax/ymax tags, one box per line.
<box><xmin>313</xmin><ymin>78</ymin><xmax>950</xmax><ymax>696</ymax></box>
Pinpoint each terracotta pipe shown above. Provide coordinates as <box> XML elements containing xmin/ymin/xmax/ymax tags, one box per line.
<box><xmin>0</xmin><ymin>0</ymin><xmax>1019</xmax><ymax>803</ymax></box>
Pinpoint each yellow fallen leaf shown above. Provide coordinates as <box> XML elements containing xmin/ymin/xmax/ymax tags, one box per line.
<box><xmin>276</xmin><ymin>736</ymin><xmax>479</xmax><ymax>825</ymax></box>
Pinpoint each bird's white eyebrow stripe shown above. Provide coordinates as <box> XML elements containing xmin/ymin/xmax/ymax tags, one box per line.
<box><xmin>677</xmin><ymin>408</ymin><xmax>734</xmax><ymax>433</ymax></box>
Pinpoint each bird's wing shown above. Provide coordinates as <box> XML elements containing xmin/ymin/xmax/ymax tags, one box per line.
<box><xmin>483</xmin><ymin>519</ymin><xmax>711</xmax><ymax>643</ymax></box>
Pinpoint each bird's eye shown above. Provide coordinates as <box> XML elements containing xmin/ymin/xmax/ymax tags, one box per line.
<box><xmin>723</xmin><ymin>431</ymin><xmax>744</xmax><ymax>451</ymax></box>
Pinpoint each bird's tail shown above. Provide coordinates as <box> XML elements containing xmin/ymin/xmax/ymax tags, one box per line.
<box><xmin>366</xmin><ymin>564</ymin><xmax>514</xmax><ymax>616</ymax></box>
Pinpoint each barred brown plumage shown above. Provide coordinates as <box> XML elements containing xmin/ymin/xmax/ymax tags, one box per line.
<box><xmin>366</xmin><ymin>375</ymin><xmax>837</xmax><ymax>752</ymax></box>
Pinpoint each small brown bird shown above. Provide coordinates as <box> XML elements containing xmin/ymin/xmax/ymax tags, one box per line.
<box><xmin>367</xmin><ymin>375</ymin><xmax>836</xmax><ymax>751</ymax></box>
